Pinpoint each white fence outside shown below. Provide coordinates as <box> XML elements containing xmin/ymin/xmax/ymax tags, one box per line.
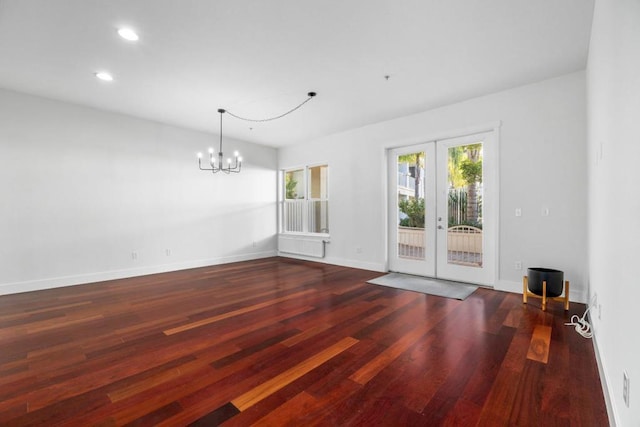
<box><xmin>284</xmin><ymin>201</ymin><xmax>304</xmax><ymax>232</ymax></box>
<box><xmin>398</xmin><ymin>226</ymin><xmax>425</xmax><ymax>259</ymax></box>
<box><xmin>283</xmin><ymin>200</ymin><xmax>329</xmax><ymax>234</ymax></box>
<box><xmin>447</xmin><ymin>225</ymin><xmax>482</xmax><ymax>253</ymax></box>
<box><xmin>397</xmin><ymin>225</ymin><xmax>483</xmax><ymax>266</ymax></box>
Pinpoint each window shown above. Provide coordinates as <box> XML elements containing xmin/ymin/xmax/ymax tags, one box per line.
<box><xmin>282</xmin><ymin>165</ymin><xmax>329</xmax><ymax>234</ymax></box>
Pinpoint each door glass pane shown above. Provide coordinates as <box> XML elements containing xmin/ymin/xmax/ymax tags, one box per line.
<box><xmin>397</xmin><ymin>152</ymin><xmax>425</xmax><ymax>259</ymax></box>
<box><xmin>447</xmin><ymin>143</ymin><xmax>483</xmax><ymax>267</ymax></box>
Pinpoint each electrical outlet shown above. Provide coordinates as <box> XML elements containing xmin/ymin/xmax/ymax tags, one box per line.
<box><xmin>252</xmin><ymin>241</ymin><xmax>257</xmax><ymax>247</ymax></box>
<box><xmin>515</xmin><ymin>208</ymin><xmax>522</xmax><ymax>217</ymax></box>
<box><xmin>623</xmin><ymin>371</ymin><xmax>630</xmax><ymax>407</ymax></box>
<box><xmin>515</xmin><ymin>261</ymin><xmax>522</xmax><ymax>270</ymax></box>
<box><xmin>165</xmin><ymin>248</ymin><xmax>171</xmax><ymax>256</ymax></box>
<box><xmin>356</xmin><ymin>247</ymin><xmax>363</xmax><ymax>254</ymax></box>
<box><xmin>131</xmin><ymin>251</ymin><xmax>138</xmax><ymax>260</ymax></box>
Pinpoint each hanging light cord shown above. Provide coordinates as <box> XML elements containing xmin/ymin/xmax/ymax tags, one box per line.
<box><xmin>197</xmin><ymin>91</ymin><xmax>315</xmax><ymax>174</ymax></box>
<box><xmin>225</xmin><ymin>92</ymin><xmax>316</xmax><ymax>122</ymax></box>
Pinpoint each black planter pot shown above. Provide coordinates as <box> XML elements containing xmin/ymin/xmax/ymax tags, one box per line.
<box><xmin>527</xmin><ymin>268</ymin><xmax>564</xmax><ymax>298</ymax></box>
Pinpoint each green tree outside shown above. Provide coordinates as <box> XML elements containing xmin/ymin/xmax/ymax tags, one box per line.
<box><xmin>398</xmin><ymin>198</ymin><xmax>425</xmax><ymax>228</ymax></box>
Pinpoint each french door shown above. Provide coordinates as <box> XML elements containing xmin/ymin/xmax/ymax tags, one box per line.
<box><xmin>387</xmin><ymin>132</ymin><xmax>497</xmax><ymax>286</ymax></box>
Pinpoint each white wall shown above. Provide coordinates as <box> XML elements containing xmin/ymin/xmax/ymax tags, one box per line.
<box><xmin>587</xmin><ymin>0</ymin><xmax>640</xmax><ymax>425</ymax></box>
<box><xmin>0</xmin><ymin>88</ymin><xmax>278</xmax><ymax>295</ymax></box>
<box><xmin>279</xmin><ymin>72</ymin><xmax>588</xmax><ymax>301</ymax></box>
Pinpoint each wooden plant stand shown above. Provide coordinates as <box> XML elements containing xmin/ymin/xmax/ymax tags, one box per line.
<box><xmin>523</xmin><ymin>275</ymin><xmax>570</xmax><ymax>311</ymax></box>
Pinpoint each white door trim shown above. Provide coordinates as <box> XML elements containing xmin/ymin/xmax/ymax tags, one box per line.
<box><xmin>385</xmin><ymin>124</ymin><xmax>500</xmax><ymax>287</ymax></box>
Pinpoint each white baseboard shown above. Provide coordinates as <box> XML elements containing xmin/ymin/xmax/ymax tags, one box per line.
<box><xmin>277</xmin><ymin>252</ymin><xmax>385</xmax><ymax>273</ymax></box>
<box><xmin>495</xmin><ymin>279</ymin><xmax>525</xmax><ymax>295</ymax></box>
<box><xmin>496</xmin><ymin>279</ymin><xmax>587</xmax><ymax>304</ymax></box>
<box><xmin>0</xmin><ymin>250</ymin><xmax>277</xmax><ymax>296</ymax></box>
<box><xmin>592</xmin><ymin>331</ymin><xmax>618</xmax><ymax>427</ymax></box>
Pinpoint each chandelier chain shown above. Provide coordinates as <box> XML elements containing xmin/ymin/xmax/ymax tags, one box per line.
<box><xmin>225</xmin><ymin>92</ymin><xmax>316</xmax><ymax>123</ymax></box>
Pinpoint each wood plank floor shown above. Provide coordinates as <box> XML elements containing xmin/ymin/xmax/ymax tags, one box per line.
<box><xmin>0</xmin><ymin>257</ymin><xmax>608</xmax><ymax>426</ymax></box>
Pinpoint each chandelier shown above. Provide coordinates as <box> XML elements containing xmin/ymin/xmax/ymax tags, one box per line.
<box><xmin>197</xmin><ymin>108</ymin><xmax>242</xmax><ymax>174</ymax></box>
<box><xmin>197</xmin><ymin>92</ymin><xmax>317</xmax><ymax>174</ymax></box>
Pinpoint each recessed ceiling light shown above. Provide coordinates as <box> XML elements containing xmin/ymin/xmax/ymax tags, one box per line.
<box><xmin>117</xmin><ymin>27</ymin><xmax>139</xmax><ymax>42</ymax></box>
<box><xmin>95</xmin><ymin>71</ymin><xmax>114</xmax><ymax>82</ymax></box>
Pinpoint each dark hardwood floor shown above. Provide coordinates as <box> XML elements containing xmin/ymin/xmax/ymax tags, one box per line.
<box><xmin>0</xmin><ymin>257</ymin><xmax>608</xmax><ymax>426</ymax></box>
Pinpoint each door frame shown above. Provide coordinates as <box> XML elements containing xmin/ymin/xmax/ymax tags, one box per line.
<box><xmin>385</xmin><ymin>122</ymin><xmax>500</xmax><ymax>287</ymax></box>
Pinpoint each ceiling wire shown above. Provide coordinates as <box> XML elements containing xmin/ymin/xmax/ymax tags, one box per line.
<box><xmin>225</xmin><ymin>92</ymin><xmax>316</xmax><ymax>123</ymax></box>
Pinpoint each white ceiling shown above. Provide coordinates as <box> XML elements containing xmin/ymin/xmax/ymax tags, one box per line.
<box><xmin>0</xmin><ymin>0</ymin><xmax>594</xmax><ymax>147</ymax></box>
